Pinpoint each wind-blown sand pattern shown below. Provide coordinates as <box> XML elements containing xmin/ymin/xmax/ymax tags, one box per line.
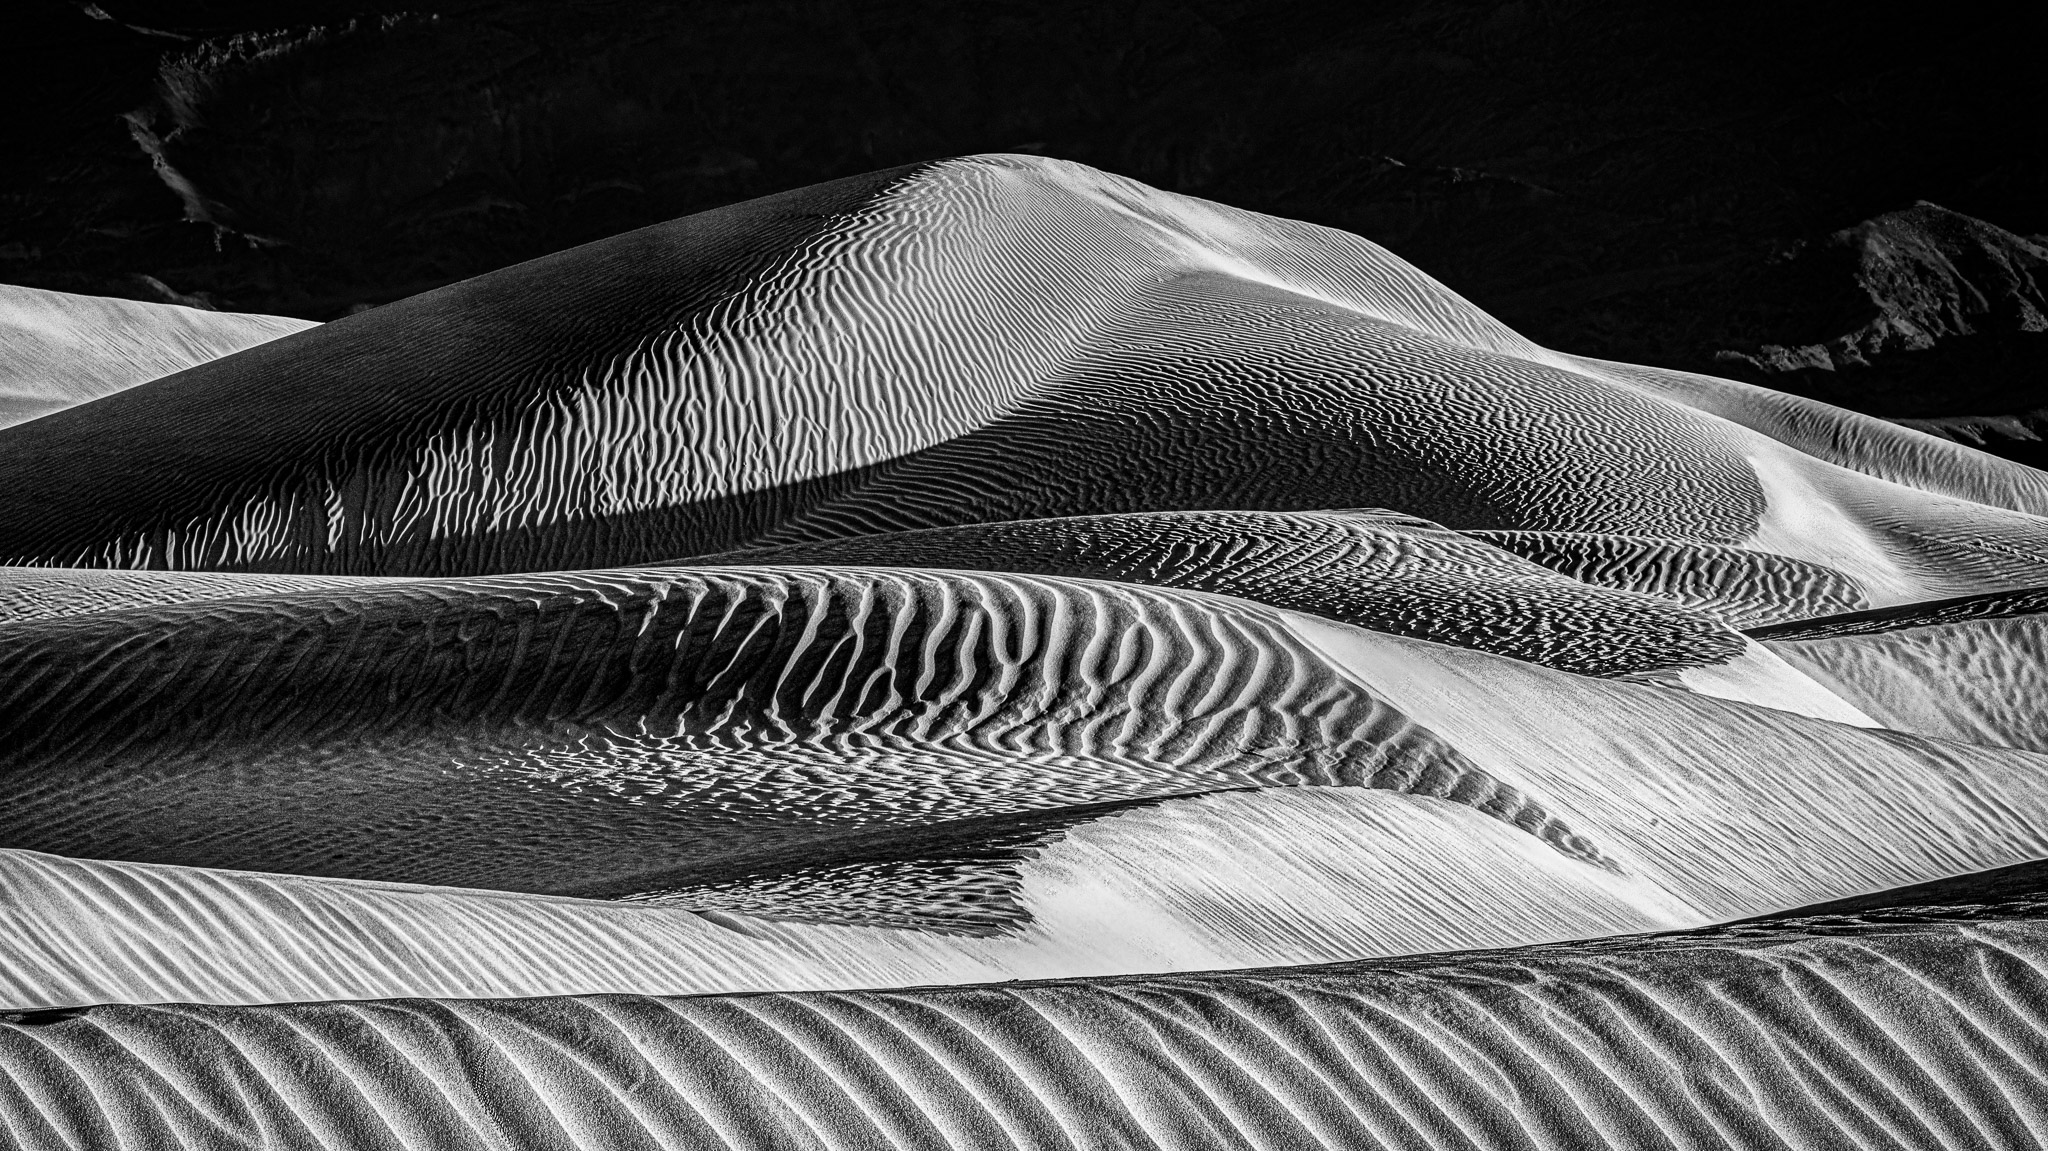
<box><xmin>1466</xmin><ymin>530</ymin><xmax>1873</xmax><ymax>627</ymax></box>
<box><xmin>8</xmin><ymin>155</ymin><xmax>2048</xmax><ymax>1147</ymax></box>
<box><xmin>7</xmin><ymin>908</ymin><xmax>2048</xmax><ymax>1151</ymax></box>
<box><xmin>0</xmin><ymin>284</ymin><xmax>315</xmax><ymax>428</ymax></box>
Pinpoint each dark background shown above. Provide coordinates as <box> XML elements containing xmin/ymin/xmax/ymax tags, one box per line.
<box><xmin>7</xmin><ymin>1</ymin><xmax>2044</xmax><ymax>455</ymax></box>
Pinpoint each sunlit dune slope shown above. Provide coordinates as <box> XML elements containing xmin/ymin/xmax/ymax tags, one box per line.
<box><xmin>0</xmin><ymin>565</ymin><xmax>394</xmax><ymax>623</ymax></box>
<box><xmin>0</xmin><ymin>788</ymin><xmax>1702</xmax><ymax>1010</ymax></box>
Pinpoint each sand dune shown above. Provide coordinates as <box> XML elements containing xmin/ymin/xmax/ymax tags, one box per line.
<box><xmin>0</xmin><ymin>565</ymin><xmax>393</xmax><ymax>623</ymax></box>
<box><xmin>0</xmin><ymin>156</ymin><xmax>2043</xmax><ymax>611</ymax></box>
<box><xmin>1758</xmin><ymin>589</ymin><xmax>2048</xmax><ymax>752</ymax></box>
<box><xmin>0</xmin><ymin>284</ymin><xmax>315</xmax><ymax>428</ymax></box>
<box><xmin>8</xmin><ymin>156</ymin><xmax>2048</xmax><ymax>1147</ymax></box>
<box><xmin>6</xmin><ymin>907</ymin><xmax>2047</xmax><ymax>1150</ymax></box>
<box><xmin>1466</xmin><ymin>530</ymin><xmax>1872</xmax><ymax>627</ymax></box>
<box><xmin>0</xmin><ymin>564</ymin><xmax>2034</xmax><ymax>993</ymax></box>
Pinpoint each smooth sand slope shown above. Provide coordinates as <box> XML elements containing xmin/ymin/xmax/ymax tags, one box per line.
<box><xmin>6</xmin><ymin>906</ymin><xmax>2048</xmax><ymax>1151</ymax></box>
<box><xmin>1</xmin><ymin>157</ymin><xmax>2045</xmax><ymax>611</ymax></box>
<box><xmin>0</xmin><ymin>565</ymin><xmax>393</xmax><ymax>623</ymax></box>
<box><xmin>0</xmin><ymin>284</ymin><xmax>314</xmax><ymax>427</ymax></box>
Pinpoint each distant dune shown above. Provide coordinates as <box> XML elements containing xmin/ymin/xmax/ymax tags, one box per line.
<box><xmin>0</xmin><ymin>284</ymin><xmax>315</xmax><ymax>427</ymax></box>
<box><xmin>0</xmin><ymin>156</ymin><xmax>2043</xmax><ymax>610</ymax></box>
<box><xmin>5</xmin><ymin>156</ymin><xmax>2048</xmax><ymax>1149</ymax></box>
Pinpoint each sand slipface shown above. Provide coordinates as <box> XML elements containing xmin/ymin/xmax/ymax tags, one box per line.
<box><xmin>7</xmin><ymin>155</ymin><xmax>2048</xmax><ymax>1149</ymax></box>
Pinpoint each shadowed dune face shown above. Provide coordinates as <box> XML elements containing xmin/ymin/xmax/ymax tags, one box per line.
<box><xmin>2</xmin><ymin>156</ymin><xmax>2046</xmax><ymax>611</ymax></box>
<box><xmin>0</xmin><ymin>284</ymin><xmax>315</xmax><ymax>427</ymax></box>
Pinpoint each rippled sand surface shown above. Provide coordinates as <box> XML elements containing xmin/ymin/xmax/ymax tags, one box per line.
<box><xmin>5</xmin><ymin>155</ymin><xmax>2048</xmax><ymax>1149</ymax></box>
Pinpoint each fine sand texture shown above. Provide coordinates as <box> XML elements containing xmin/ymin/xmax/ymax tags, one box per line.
<box><xmin>678</xmin><ymin>510</ymin><xmax>1759</xmax><ymax>678</ymax></box>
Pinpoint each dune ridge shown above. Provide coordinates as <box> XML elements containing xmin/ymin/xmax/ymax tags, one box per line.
<box><xmin>682</xmin><ymin>509</ymin><xmax>1755</xmax><ymax>677</ymax></box>
<box><xmin>0</xmin><ymin>565</ymin><xmax>1585</xmax><ymax>891</ymax></box>
<box><xmin>1765</xmin><ymin>612</ymin><xmax>2048</xmax><ymax>753</ymax></box>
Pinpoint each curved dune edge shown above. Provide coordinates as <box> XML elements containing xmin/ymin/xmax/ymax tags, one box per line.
<box><xmin>1666</xmin><ymin>641</ymin><xmax>1877</xmax><ymax>727</ymax></box>
<box><xmin>5</xmin><ymin>912</ymin><xmax>2048</xmax><ymax>1150</ymax></box>
<box><xmin>0</xmin><ymin>157</ymin><xmax>2041</xmax><ymax>609</ymax></box>
<box><xmin>0</xmin><ymin>788</ymin><xmax>1701</xmax><ymax>1011</ymax></box>
<box><xmin>0</xmin><ymin>284</ymin><xmax>315</xmax><ymax>428</ymax></box>
<box><xmin>7</xmin><ymin>585</ymin><xmax>2048</xmax><ymax>1010</ymax></box>
<box><xmin>1465</xmin><ymin>528</ymin><xmax>1874</xmax><ymax>628</ymax></box>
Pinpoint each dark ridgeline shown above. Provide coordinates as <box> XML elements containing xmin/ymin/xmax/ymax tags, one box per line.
<box><xmin>4</xmin><ymin>0</ymin><xmax>2044</xmax><ymax>452</ymax></box>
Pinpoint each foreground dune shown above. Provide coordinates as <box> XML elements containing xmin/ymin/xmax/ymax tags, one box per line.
<box><xmin>0</xmin><ymin>284</ymin><xmax>315</xmax><ymax>427</ymax></box>
<box><xmin>5</xmin><ymin>903</ymin><xmax>2046</xmax><ymax>1150</ymax></box>
<box><xmin>0</xmin><ymin>788</ymin><xmax>1701</xmax><ymax>1010</ymax></box>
